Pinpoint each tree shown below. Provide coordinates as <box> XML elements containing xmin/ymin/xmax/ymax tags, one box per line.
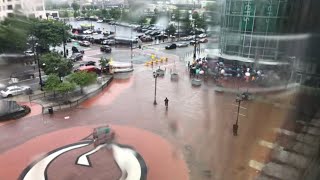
<box><xmin>154</xmin><ymin>8</ymin><xmax>159</xmax><ymax>15</ymax></box>
<box><xmin>101</xmin><ymin>9</ymin><xmax>110</xmax><ymax>19</ymax></box>
<box><xmin>59</xmin><ymin>11</ymin><xmax>69</xmax><ymax>18</ymax></box>
<box><xmin>68</xmin><ymin>71</ymin><xmax>97</xmax><ymax>94</ymax></box>
<box><xmin>71</xmin><ymin>1</ymin><xmax>80</xmax><ymax>12</ymax></box>
<box><xmin>0</xmin><ymin>15</ymin><xmax>31</xmax><ymax>53</ymax></box>
<box><xmin>181</xmin><ymin>13</ymin><xmax>192</xmax><ymax>34</ymax></box>
<box><xmin>40</xmin><ymin>52</ymin><xmax>73</xmax><ymax>78</ymax></box>
<box><xmin>56</xmin><ymin>81</ymin><xmax>76</xmax><ymax>94</ymax></box>
<box><xmin>71</xmin><ymin>1</ymin><xmax>80</xmax><ymax>18</ymax></box>
<box><xmin>138</xmin><ymin>16</ymin><xmax>147</xmax><ymax>25</ymax></box>
<box><xmin>44</xmin><ymin>74</ymin><xmax>61</xmax><ymax>92</ymax></box>
<box><xmin>109</xmin><ymin>8</ymin><xmax>122</xmax><ymax>20</ymax></box>
<box><xmin>166</xmin><ymin>24</ymin><xmax>176</xmax><ymax>36</ymax></box>
<box><xmin>31</xmin><ymin>19</ymin><xmax>71</xmax><ymax>50</ymax></box>
<box><xmin>150</xmin><ymin>16</ymin><xmax>157</xmax><ymax>25</ymax></box>
<box><xmin>99</xmin><ymin>57</ymin><xmax>109</xmax><ymax>72</ymax></box>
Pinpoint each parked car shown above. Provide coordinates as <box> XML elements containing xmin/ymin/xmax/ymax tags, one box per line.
<box><xmin>69</xmin><ymin>53</ymin><xmax>83</xmax><ymax>62</ymax></box>
<box><xmin>74</xmin><ymin>66</ymin><xmax>101</xmax><ymax>74</ymax></box>
<box><xmin>79</xmin><ymin>41</ymin><xmax>91</xmax><ymax>47</ymax></box>
<box><xmin>165</xmin><ymin>43</ymin><xmax>177</xmax><ymax>50</ymax></box>
<box><xmin>102</xmin><ymin>39</ymin><xmax>115</xmax><ymax>45</ymax></box>
<box><xmin>139</xmin><ymin>35</ymin><xmax>153</xmax><ymax>42</ymax></box>
<box><xmin>190</xmin><ymin>40</ymin><xmax>200</xmax><ymax>45</ymax></box>
<box><xmin>83</xmin><ymin>30</ymin><xmax>93</xmax><ymax>34</ymax></box>
<box><xmin>199</xmin><ymin>38</ymin><xmax>208</xmax><ymax>43</ymax></box>
<box><xmin>24</xmin><ymin>50</ymin><xmax>34</xmax><ymax>56</ymax></box>
<box><xmin>100</xmin><ymin>45</ymin><xmax>112</xmax><ymax>53</ymax></box>
<box><xmin>80</xmin><ymin>61</ymin><xmax>96</xmax><ymax>67</ymax></box>
<box><xmin>177</xmin><ymin>42</ymin><xmax>189</xmax><ymax>47</ymax></box>
<box><xmin>198</xmin><ymin>33</ymin><xmax>207</xmax><ymax>38</ymax></box>
<box><xmin>0</xmin><ymin>85</ymin><xmax>31</xmax><ymax>98</ymax></box>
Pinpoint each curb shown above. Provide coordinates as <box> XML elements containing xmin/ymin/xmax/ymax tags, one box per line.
<box><xmin>41</xmin><ymin>76</ymin><xmax>113</xmax><ymax>114</ymax></box>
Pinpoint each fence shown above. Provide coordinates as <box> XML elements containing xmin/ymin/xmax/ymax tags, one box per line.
<box><xmin>40</xmin><ymin>76</ymin><xmax>113</xmax><ymax>114</ymax></box>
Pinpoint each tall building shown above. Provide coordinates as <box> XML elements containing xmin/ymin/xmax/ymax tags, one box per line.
<box><xmin>218</xmin><ymin>0</ymin><xmax>293</xmax><ymax>64</ymax></box>
<box><xmin>0</xmin><ymin>0</ymin><xmax>46</xmax><ymax>20</ymax></box>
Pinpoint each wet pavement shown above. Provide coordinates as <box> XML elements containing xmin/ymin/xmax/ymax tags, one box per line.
<box><xmin>0</xmin><ymin>48</ymin><xmax>296</xmax><ymax>179</ymax></box>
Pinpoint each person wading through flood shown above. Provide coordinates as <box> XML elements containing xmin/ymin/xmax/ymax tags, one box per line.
<box><xmin>164</xmin><ymin>97</ymin><xmax>169</xmax><ymax>109</ymax></box>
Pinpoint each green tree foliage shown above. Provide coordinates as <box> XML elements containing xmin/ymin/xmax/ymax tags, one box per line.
<box><xmin>99</xmin><ymin>57</ymin><xmax>109</xmax><ymax>72</ymax></box>
<box><xmin>101</xmin><ymin>9</ymin><xmax>110</xmax><ymax>19</ymax></box>
<box><xmin>0</xmin><ymin>15</ymin><xmax>31</xmax><ymax>53</ymax></box>
<box><xmin>166</xmin><ymin>24</ymin><xmax>176</xmax><ymax>36</ymax></box>
<box><xmin>40</xmin><ymin>52</ymin><xmax>73</xmax><ymax>77</ymax></box>
<box><xmin>56</xmin><ymin>81</ymin><xmax>76</xmax><ymax>94</ymax></box>
<box><xmin>67</xmin><ymin>71</ymin><xmax>97</xmax><ymax>94</ymax></box>
<box><xmin>109</xmin><ymin>8</ymin><xmax>122</xmax><ymax>20</ymax></box>
<box><xmin>181</xmin><ymin>13</ymin><xmax>192</xmax><ymax>34</ymax></box>
<box><xmin>71</xmin><ymin>1</ymin><xmax>80</xmax><ymax>17</ymax></box>
<box><xmin>192</xmin><ymin>12</ymin><xmax>208</xmax><ymax>30</ymax></box>
<box><xmin>44</xmin><ymin>74</ymin><xmax>61</xmax><ymax>92</ymax></box>
<box><xmin>150</xmin><ymin>16</ymin><xmax>157</xmax><ymax>25</ymax></box>
<box><xmin>71</xmin><ymin>1</ymin><xmax>80</xmax><ymax>12</ymax></box>
<box><xmin>59</xmin><ymin>11</ymin><xmax>69</xmax><ymax>18</ymax></box>
<box><xmin>31</xmin><ymin>19</ymin><xmax>71</xmax><ymax>50</ymax></box>
<box><xmin>138</xmin><ymin>16</ymin><xmax>147</xmax><ymax>25</ymax></box>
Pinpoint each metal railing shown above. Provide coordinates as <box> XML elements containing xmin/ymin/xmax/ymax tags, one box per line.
<box><xmin>38</xmin><ymin>76</ymin><xmax>113</xmax><ymax>114</ymax></box>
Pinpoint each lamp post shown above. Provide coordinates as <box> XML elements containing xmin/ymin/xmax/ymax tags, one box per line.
<box><xmin>35</xmin><ymin>44</ymin><xmax>44</xmax><ymax>91</ymax></box>
<box><xmin>62</xmin><ymin>18</ymin><xmax>67</xmax><ymax>58</ymax></box>
<box><xmin>233</xmin><ymin>97</ymin><xmax>242</xmax><ymax>136</ymax></box>
<box><xmin>153</xmin><ymin>71</ymin><xmax>159</xmax><ymax>105</ymax></box>
<box><xmin>130</xmin><ymin>26</ymin><xmax>133</xmax><ymax>68</ymax></box>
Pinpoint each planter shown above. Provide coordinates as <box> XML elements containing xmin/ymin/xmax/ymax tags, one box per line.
<box><xmin>191</xmin><ymin>78</ymin><xmax>202</xmax><ymax>86</ymax></box>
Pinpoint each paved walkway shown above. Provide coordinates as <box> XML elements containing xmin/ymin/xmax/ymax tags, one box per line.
<box><xmin>0</xmin><ymin>125</ymin><xmax>189</xmax><ymax>180</ymax></box>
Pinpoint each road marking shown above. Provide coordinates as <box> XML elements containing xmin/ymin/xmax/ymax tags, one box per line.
<box><xmin>77</xmin><ymin>144</ymin><xmax>105</xmax><ymax>166</ymax></box>
<box><xmin>22</xmin><ymin>142</ymin><xmax>90</xmax><ymax>180</ymax></box>
<box><xmin>273</xmin><ymin>128</ymin><xmax>296</xmax><ymax>136</ymax></box>
<box><xmin>249</xmin><ymin>160</ymin><xmax>265</xmax><ymax>171</ymax></box>
<box><xmin>259</xmin><ymin>140</ymin><xmax>277</xmax><ymax>149</ymax></box>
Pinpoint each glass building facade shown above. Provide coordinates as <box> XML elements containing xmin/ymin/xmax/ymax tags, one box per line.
<box><xmin>219</xmin><ymin>0</ymin><xmax>293</xmax><ymax>62</ymax></box>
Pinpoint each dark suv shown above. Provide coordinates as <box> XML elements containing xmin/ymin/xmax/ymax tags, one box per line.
<box><xmin>69</xmin><ymin>53</ymin><xmax>83</xmax><ymax>62</ymax></box>
<box><xmin>100</xmin><ymin>45</ymin><xmax>112</xmax><ymax>53</ymax></box>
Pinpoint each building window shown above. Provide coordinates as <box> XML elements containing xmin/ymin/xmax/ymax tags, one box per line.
<box><xmin>15</xmin><ymin>4</ymin><xmax>21</xmax><ymax>9</ymax></box>
<box><xmin>8</xmin><ymin>0</ymin><xmax>11</xmax><ymax>2</ymax></box>
<box><xmin>7</xmin><ymin>5</ymin><xmax>13</xmax><ymax>10</ymax></box>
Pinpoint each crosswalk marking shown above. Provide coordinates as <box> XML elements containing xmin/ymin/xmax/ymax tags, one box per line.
<box><xmin>273</xmin><ymin>128</ymin><xmax>296</xmax><ymax>136</ymax></box>
<box><xmin>249</xmin><ymin>160</ymin><xmax>265</xmax><ymax>171</ymax></box>
<box><xmin>259</xmin><ymin>140</ymin><xmax>277</xmax><ymax>149</ymax></box>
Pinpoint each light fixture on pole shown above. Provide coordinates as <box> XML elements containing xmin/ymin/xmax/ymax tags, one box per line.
<box><xmin>153</xmin><ymin>71</ymin><xmax>159</xmax><ymax>105</ymax></box>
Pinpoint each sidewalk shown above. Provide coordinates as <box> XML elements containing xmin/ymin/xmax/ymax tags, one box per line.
<box><xmin>31</xmin><ymin>75</ymin><xmax>113</xmax><ymax>113</ymax></box>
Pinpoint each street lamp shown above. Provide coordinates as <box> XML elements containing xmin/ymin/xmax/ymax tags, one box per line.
<box><xmin>35</xmin><ymin>43</ymin><xmax>44</xmax><ymax>91</ymax></box>
<box><xmin>62</xmin><ymin>18</ymin><xmax>67</xmax><ymax>58</ymax></box>
<box><xmin>153</xmin><ymin>71</ymin><xmax>159</xmax><ymax>105</ymax></box>
<box><xmin>130</xmin><ymin>26</ymin><xmax>133</xmax><ymax>68</ymax></box>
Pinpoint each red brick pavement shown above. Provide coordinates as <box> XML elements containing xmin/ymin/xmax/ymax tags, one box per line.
<box><xmin>0</xmin><ymin>125</ymin><xmax>189</xmax><ymax>180</ymax></box>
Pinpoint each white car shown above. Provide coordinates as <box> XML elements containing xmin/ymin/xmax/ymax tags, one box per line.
<box><xmin>0</xmin><ymin>85</ymin><xmax>31</xmax><ymax>98</ymax></box>
<box><xmin>177</xmin><ymin>42</ymin><xmax>189</xmax><ymax>47</ymax></box>
<box><xmin>83</xmin><ymin>30</ymin><xmax>93</xmax><ymax>34</ymax></box>
<box><xmin>97</xmin><ymin>20</ymin><xmax>103</xmax><ymax>23</ymax></box>
<box><xmin>24</xmin><ymin>50</ymin><xmax>35</xmax><ymax>56</ymax></box>
<box><xmin>198</xmin><ymin>33</ymin><xmax>207</xmax><ymax>38</ymax></box>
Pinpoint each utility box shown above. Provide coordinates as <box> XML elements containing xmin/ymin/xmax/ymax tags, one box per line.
<box><xmin>93</xmin><ymin>125</ymin><xmax>115</xmax><ymax>147</ymax></box>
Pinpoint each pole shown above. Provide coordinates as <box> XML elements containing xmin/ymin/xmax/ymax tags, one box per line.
<box><xmin>236</xmin><ymin>99</ymin><xmax>241</xmax><ymax>125</ymax></box>
<box><xmin>153</xmin><ymin>74</ymin><xmax>157</xmax><ymax>105</ymax></box>
<box><xmin>177</xmin><ymin>10</ymin><xmax>180</xmax><ymax>41</ymax></box>
<box><xmin>63</xmin><ymin>18</ymin><xmax>66</xmax><ymax>58</ymax></box>
<box><xmin>36</xmin><ymin>45</ymin><xmax>43</xmax><ymax>91</ymax></box>
<box><xmin>131</xmin><ymin>27</ymin><xmax>133</xmax><ymax>68</ymax></box>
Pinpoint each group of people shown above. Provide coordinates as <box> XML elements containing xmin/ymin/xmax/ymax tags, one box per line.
<box><xmin>214</xmin><ymin>61</ymin><xmax>264</xmax><ymax>82</ymax></box>
<box><xmin>188</xmin><ymin>58</ymin><xmax>209</xmax><ymax>78</ymax></box>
